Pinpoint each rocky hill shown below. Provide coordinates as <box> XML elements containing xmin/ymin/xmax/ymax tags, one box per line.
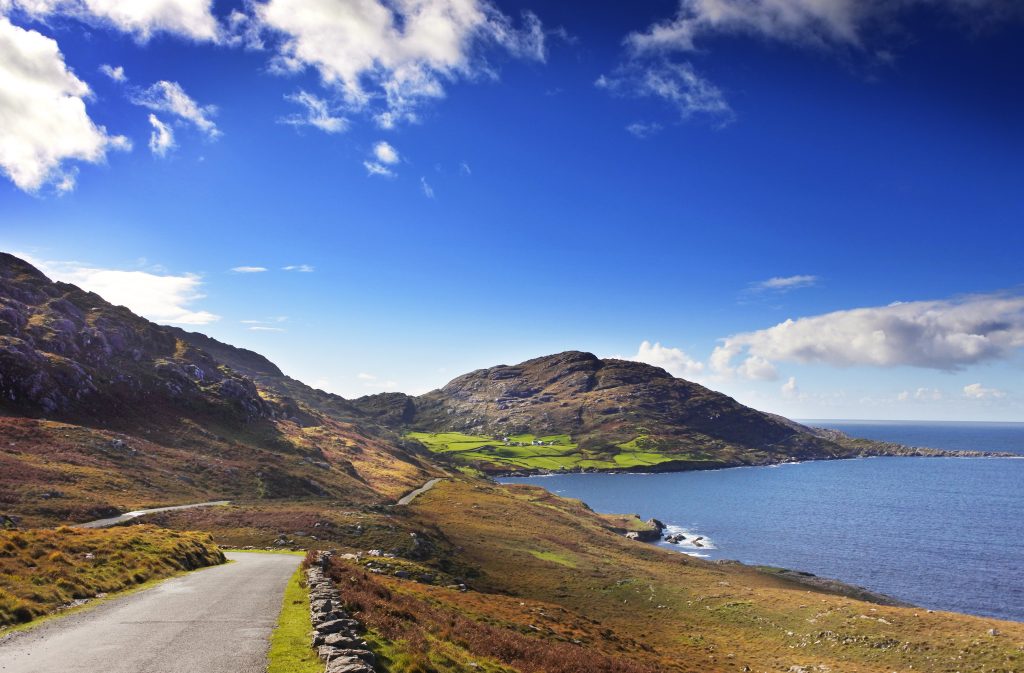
<box><xmin>354</xmin><ymin>351</ymin><xmax>974</xmax><ymax>473</ymax></box>
<box><xmin>0</xmin><ymin>253</ymin><xmax>437</xmax><ymax>525</ymax></box>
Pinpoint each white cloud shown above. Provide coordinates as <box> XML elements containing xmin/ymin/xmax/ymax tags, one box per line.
<box><xmin>622</xmin><ymin>340</ymin><xmax>705</xmax><ymax>381</ymax></box>
<box><xmin>596</xmin><ymin>59</ymin><xmax>733</xmax><ymax>124</ymax></box>
<box><xmin>781</xmin><ymin>376</ymin><xmax>799</xmax><ymax>399</ymax></box>
<box><xmin>373</xmin><ymin>141</ymin><xmax>399</xmax><ymax>165</ymax></box>
<box><xmin>98</xmin><ymin>63</ymin><xmax>126</xmax><ymax>82</ymax></box>
<box><xmin>711</xmin><ymin>293</ymin><xmax>1024</xmax><ymax>375</ymax></box>
<box><xmin>9</xmin><ymin>0</ymin><xmax>220</xmax><ymax>42</ymax></box>
<box><xmin>0</xmin><ymin>17</ymin><xmax>130</xmax><ymax>193</ymax></box>
<box><xmin>459</xmin><ymin>161</ymin><xmax>472</xmax><ymax>176</ymax></box>
<box><xmin>363</xmin><ymin>161</ymin><xmax>394</xmax><ymax>178</ymax></box>
<box><xmin>279</xmin><ymin>90</ymin><xmax>348</xmax><ymax>133</ymax></box>
<box><xmin>736</xmin><ymin>355</ymin><xmax>779</xmax><ymax>381</ymax></box>
<box><xmin>900</xmin><ymin>387</ymin><xmax>943</xmax><ymax>402</ymax></box>
<box><xmin>254</xmin><ymin>0</ymin><xmax>547</xmax><ymax>125</ymax></box>
<box><xmin>963</xmin><ymin>383</ymin><xmax>1006</xmax><ymax>400</ymax></box>
<box><xmin>248</xmin><ymin>325</ymin><xmax>285</xmax><ymax>332</ymax></box>
<box><xmin>22</xmin><ymin>254</ymin><xmax>219</xmax><ymax>325</ymax></box>
<box><xmin>131</xmin><ymin>80</ymin><xmax>220</xmax><ymax>138</ymax></box>
<box><xmin>420</xmin><ymin>176</ymin><xmax>435</xmax><ymax>199</ymax></box>
<box><xmin>625</xmin><ymin>0</ymin><xmax>1016</xmax><ymax>57</ymax></box>
<box><xmin>357</xmin><ymin>372</ymin><xmax>376</xmax><ymax>380</ymax></box>
<box><xmin>147</xmin><ymin>114</ymin><xmax>175</xmax><ymax>156</ymax></box>
<box><xmin>626</xmin><ymin>121</ymin><xmax>662</xmax><ymax>138</ymax></box>
<box><xmin>282</xmin><ymin>264</ymin><xmax>314</xmax><ymax>272</ymax></box>
<box><xmin>750</xmin><ymin>274</ymin><xmax>819</xmax><ymax>292</ymax></box>
<box><xmin>231</xmin><ymin>266</ymin><xmax>267</xmax><ymax>273</ymax></box>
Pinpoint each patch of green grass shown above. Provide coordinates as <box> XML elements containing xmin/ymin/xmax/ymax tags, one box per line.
<box><xmin>409</xmin><ymin>431</ymin><xmax>711</xmax><ymax>472</ymax></box>
<box><xmin>267</xmin><ymin>565</ymin><xmax>321</xmax><ymax>673</ymax></box>
<box><xmin>528</xmin><ymin>550</ymin><xmax>577</xmax><ymax>568</ymax></box>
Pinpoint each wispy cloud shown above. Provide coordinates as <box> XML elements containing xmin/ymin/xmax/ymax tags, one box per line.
<box><xmin>749</xmin><ymin>274</ymin><xmax>819</xmax><ymax>293</ymax></box>
<box><xmin>420</xmin><ymin>176</ymin><xmax>435</xmax><ymax>199</ymax></box>
<box><xmin>99</xmin><ymin>64</ymin><xmax>126</xmax><ymax>82</ymax></box>
<box><xmin>20</xmin><ymin>253</ymin><xmax>219</xmax><ymax>325</ymax></box>
<box><xmin>626</xmin><ymin>121</ymin><xmax>662</xmax><ymax>138</ymax></box>
<box><xmin>282</xmin><ymin>264</ymin><xmax>314</xmax><ymax>272</ymax></box>
<box><xmin>231</xmin><ymin>266</ymin><xmax>267</xmax><ymax>273</ymax></box>
<box><xmin>596</xmin><ymin>59</ymin><xmax>733</xmax><ymax>126</ymax></box>
<box><xmin>279</xmin><ymin>90</ymin><xmax>347</xmax><ymax>133</ymax></box>
<box><xmin>147</xmin><ymin>114</ymin><xmax>175</xmax><ymax>156</ymax></box>
<box><xmin>248</xmin><ymin>325</ymin><xmax>285</xmax><ymax>332</ymax></box>
<box><xmin>131</xmin><ymin>80</ymin><xmax>221</xmax><ymax>139</ymax></box>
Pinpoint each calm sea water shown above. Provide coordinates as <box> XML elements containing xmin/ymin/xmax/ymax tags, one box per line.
<box><xmin>502</xmin><ymin>421</ymin><xmax>1024</xmax><ymax>622</ymax></box>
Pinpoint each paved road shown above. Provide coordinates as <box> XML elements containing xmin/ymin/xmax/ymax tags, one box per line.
<box><xmin>76</xmin><ymin>500</ymin><xmax>231</xmax><ymax>528</ymax></box>
<box><xmin>0</xmin><ymin>552</ymin><xmax>300</xmax><ymax>673</ymax></box>
<box><xmin>396</xmin><ymin>478</ymin><xmax>443</xmax><ymax>505</ymax></box>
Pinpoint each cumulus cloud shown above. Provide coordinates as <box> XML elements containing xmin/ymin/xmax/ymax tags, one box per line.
<box><xmin>596</xmin><ymin>59</ymin><xmax>733</xmax><ymax>124</ymax></box>
<box><xmin>147</xmin><ymin>114</ymin><xmax>174</xmax><ymax>156</ymax></box>
<box><xmin>0</xmin><ymin>17</ymin><xmax>130</xmax><ymax>192</ymax></box>
<box><xmin>622</xmin><ymin>340</ymin><xmax>706</xmax><ymax>381</ymax></box>
<box><xmin>8</xmin><ymin>0</ymin><xmax>220</xmax><ymax>42</ymax></box>
<box><xmin>373</xmin><ymin>141</ymin><xmax>399</xmax><ymax>165</ymax></box>
<box><xmin>279</xmin><ymin>90</ymin><xmax>348</xmax><ymax>133</ymax></box>
<box><xmin>23</xmin><ymin>255</ymin><xmax>219</xmax><ymax>325</ymax></box>
<box><xmin>131</xmin><ymin>80</ymin><xmax>220</xmax><ymax>138</ymax></box>
<box><xmin>711</xmin><ymin>293</ymin><xmax>1024</xmax><ymax>376</ymax></box>
<box><xmin>98</xmin><ymin>63</ymin><xmax>126</xmax><ymax>82</ymax></box>
<box><xmin>781</xmin><ymin>376</ymin><xmax>799</xmax><ymax>399</ymax></box>
<box><xmin>963</xmin><ymin>383</ymin><xmax>1006</xmax><ymax>400</ymax></box>
<box><xmin>750</xmin><ymin>274</ymin><xmax>819</xmax><ymax>292</ymax></box>
<box><xmin>253</xmin><ymin>0</ymin><xmax>547</xmax><ymax>125</ymax></box>
<box><xmin>231</xmin><ymin>266</ymin><xmax>267</xmax><ymax>273</ymax></box>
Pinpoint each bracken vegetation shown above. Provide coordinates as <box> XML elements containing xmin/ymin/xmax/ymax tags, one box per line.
<box><xmin>0</xmin><ymin>525</ymin><xmax>224</xmax><ymax>627</ymax></box>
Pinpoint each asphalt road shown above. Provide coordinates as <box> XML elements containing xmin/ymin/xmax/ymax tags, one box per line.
<box><xmin>396</xmin><ymin>478</ymin><xmax>443</xmax><ymax>505</ymax></box>
<box><xmin>76</xmin><ymin>500</ymin><xmax>231</xmax><ymax>528</ymax></box>
<box><xmin>0</xmin><ymin>552</ymin><xmax>300</xmax><ymax>673</ymax></box>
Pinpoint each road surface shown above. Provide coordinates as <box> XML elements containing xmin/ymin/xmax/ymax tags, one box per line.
<box><xmin>76</xmin><ymin>500</ymin><xmax>231</xmax><ymax>528</ymax></box>
<box><xmin>396</xmin><ymin>478</ymin><xmax>443</xmax><ymax>505</ymax></box>
<box><xmin>0</xmin><ymin>552</ymin><xmax>300</xmax><ymax>673</ymax></box>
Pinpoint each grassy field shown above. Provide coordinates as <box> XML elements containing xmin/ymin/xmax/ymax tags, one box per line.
<box><xmin>407</xmin><ymin>431</ymin><xmax>698</xmax><ymax>472</ymax></box>
<box><xmin>267</xmin><ymin>561</ymin><xmax>321</xmax><ymax>673</ymax></box>
<box><xmin>0</xmin><ymin>525</ymin><xmax>224</xmax><ymax>627</ymax></box>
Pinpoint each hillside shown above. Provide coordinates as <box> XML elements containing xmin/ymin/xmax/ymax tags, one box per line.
<box><xmin>0</xmin><ymin>253</ymin><xmax>438</xmax><ymax>526</ymax></box>
<box><xmin>354</xmin><ymin>351</ymin><xmax>965</xmax><ymax>473</ymax></box>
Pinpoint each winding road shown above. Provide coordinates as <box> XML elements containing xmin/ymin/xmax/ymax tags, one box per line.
<box><xmin>397</xmin><ymin>478</ymin><xmax>443</xmax><ymax>505</ymax></box>
<box><xmin>0</xmin><ymin>552</ymin><xmax>300</xmax><ymax>673</ymax></box>
<box><xmin>75</xmin><ymin>500</ymin><xmax>231</xmax><ymax>529</ymax></box>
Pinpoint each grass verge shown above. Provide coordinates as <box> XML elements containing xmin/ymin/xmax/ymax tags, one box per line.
<box><xmin>267</xmin><ymin>564</ymin><xmax>321</xmax><ymax>673</ymax></box>
<box><xmin>0</xmin><ymin>525</ymin><xmax>224</xmax><ymax>628</ymax></box>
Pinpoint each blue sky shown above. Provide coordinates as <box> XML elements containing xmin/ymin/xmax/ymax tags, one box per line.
<box><xmin>1</xmin><ymin>0</ymin><xmax>1022</xmax><ymax>421</ymax></box>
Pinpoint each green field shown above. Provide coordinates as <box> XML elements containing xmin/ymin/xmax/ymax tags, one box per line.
<box><xmin>406</xmin><ymin>431</ymin><xmax>690</xmax><ymax>471</ymax></box>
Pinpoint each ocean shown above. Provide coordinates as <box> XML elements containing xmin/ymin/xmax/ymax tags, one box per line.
<box><xmin>501</xmin><ymin>420</ymin><xmax>1024</xmax><ymax>622</ymax></box>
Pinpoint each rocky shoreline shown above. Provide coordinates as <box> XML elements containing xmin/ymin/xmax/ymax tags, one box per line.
<box><xmin>489</xmin><ymin>445</ymin><xmax>1017</xmax><ymax>479</ymax></box>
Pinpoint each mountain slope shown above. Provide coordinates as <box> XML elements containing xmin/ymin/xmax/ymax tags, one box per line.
<box><xmin>0</xmin><ymin>253</ymin><xmax>437</xmax><ymax>525</ymax></box>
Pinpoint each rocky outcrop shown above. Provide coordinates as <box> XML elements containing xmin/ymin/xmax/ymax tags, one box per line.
<box><xmin>307</xmin><ymin>552</ymin><xmax>377</xmax><ymax>673</ymax></box>
<box><xmin>0</xmin><ymin>253</ymin><xmax>271</xmax><ymax>424</ymax></box>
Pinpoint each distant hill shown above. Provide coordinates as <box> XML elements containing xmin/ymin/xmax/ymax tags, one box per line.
<box><xmin>353</xmin><ymin>351</ymin><xmax>971</xmax><ymax>473</ymax></box>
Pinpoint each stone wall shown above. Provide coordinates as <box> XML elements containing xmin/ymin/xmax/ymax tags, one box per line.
<box><xmin>307</xmin><ymin>552</ymin><xmax>377</xmax><ymax>673</ymax></box>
